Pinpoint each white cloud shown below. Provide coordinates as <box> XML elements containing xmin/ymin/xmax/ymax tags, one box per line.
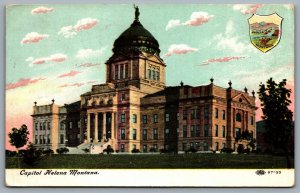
<box><xmin>25</xmin><ymin>57</ymin><xmax>34</xmax><ymax>62</ymax></box>
<box><xmin>165</xmin><ymin>11</ymin><xmax>213</xmax><ymax>31</ymax></box>
<box><xmin>75</xmin><ymin>48</ymin><xmax>105</xmax><ymax>59</ymax></box>
<box><xmin>164</xmin><ymin>44</ymin><xmax>198</xmax><ymax>57</ymax></box>
<box><xmin>58</xmin><ymin>18</ymin><xmax>99</xmax><ymax>38</ymax></box>
<box><xmin>31</xmin><ymin>6</ymin><xmax>54</xmax><ymax>14</ymax></box>
<box><xmin>21</xmin><ymin>32</ymin><xmax>49</xmax><ymax>44</ymax></box>
<box><xmin>233</xmin><ymin>4</ymin><xmax>263</xmax><ymax>14</ymax></box>
<box><xmin>29</xmin><ymin>53</ymin><xmax>67</xmax><ymax>67</ymax></box>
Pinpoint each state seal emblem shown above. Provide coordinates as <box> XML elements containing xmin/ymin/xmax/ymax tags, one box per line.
<box><xmin>248</xmin><ymin>13</ymin><xmax>283</xmax><ymax>53</ymax></box>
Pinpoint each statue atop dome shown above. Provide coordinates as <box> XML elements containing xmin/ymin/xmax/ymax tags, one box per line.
<box><xmin>134</xmin><ymin>4</ymin><xmax>140</xmax><ymax>21</ymax></box>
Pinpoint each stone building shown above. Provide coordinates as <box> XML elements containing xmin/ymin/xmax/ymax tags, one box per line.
<box><xmin>32</xmin><ymin>7</ymin><xmax>256</xmax><ymax>153</ymax></box>
<box><xmin>31</xmin><ymin>100</ymin><xmax>66</xmax><ymax>151</ymax></box>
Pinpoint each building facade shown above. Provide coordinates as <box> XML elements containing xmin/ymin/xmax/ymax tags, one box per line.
<box><xmin>32</xmin><ymin>7</ymin><xmax>256</xmax><ymax>153</ymax></box>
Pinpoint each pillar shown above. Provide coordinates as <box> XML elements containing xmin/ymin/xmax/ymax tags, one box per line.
<box><xmin>94</xmin><ymin>113</ymin><xmax>98</xmax><ymax>143</ymax></box>
<box><xmin>87</xmin><ymin>113</ymin><xmax>91</xmax><ymax>143</ymax></box>
<box><xmin>102</xmin><ymin>112</ymin><xmax>106</xmax><ymax>140</ymax></box>
<box><xmin>111</xmin><ymin>112</ymin><xmax>115</xmax><ymax>139</ymax></box>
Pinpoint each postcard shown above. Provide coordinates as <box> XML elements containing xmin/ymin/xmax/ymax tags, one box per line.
<box><xmin>5</xmin><ymin>4</ymin><xmax>294</xmax><ymax>187</ymax></box>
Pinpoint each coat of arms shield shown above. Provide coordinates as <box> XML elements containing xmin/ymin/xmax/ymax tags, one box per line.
<box><xmin>248</xmin><ymin>13</ymin><xmax>283</xmax><ymax>53</ymax></box>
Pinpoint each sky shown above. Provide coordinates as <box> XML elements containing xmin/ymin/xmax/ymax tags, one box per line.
<box><xmin>6</xmin><ymin>4</ymin><xmax>294</xmax><ymax>150</ymax></box>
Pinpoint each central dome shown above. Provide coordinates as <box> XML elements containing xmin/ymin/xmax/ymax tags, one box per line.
<box><xmin>112</xmin><ymin>7</ymin><xmax>160</xmax><ymax>55</ymax></box>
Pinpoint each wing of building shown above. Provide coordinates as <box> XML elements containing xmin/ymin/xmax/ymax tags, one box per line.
<box><xmin>32</xmin><ymin>7</ymin><xmax>256</xmax><ymax>154</ymax></box>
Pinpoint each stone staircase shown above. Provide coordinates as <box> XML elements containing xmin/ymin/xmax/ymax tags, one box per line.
<box><xmin>67</xmin><ymin>140</ymin><xmax>112</xmax><ymax>154</ymax></box>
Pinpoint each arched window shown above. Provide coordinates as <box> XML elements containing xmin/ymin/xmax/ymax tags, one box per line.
<box><xmin>236</xmin><ymin>113</ymin><xmax>241</xmax><ymax>122</ymax></box>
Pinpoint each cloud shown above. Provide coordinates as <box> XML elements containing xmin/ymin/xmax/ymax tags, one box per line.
<box><xmin>166</xmin><ymin>12</ymin><xmax>214</xmax><ymax>31</ymax></box>
<box><xmin>58</xmin><ymin>18</ymin><xmax>99</xmax><ymax>38</ymax></box>
<box><xmin>87</xmin><ymin>80</ymin><xmax>98</xmax><ymax>84</ymax></box>
<box><xmin>31</xmin><ymin>6</ymin><xmax>54</xmax><ymax>14</ymax></box>
<box><xmin>59</xmin><ymin>83</ymin><xmax>84</xmax><ymax>87</ymax></box>
<box><xmin>25</xmin><ymin>57</ymin><xmax>34</xmax><ymax>62</ymax></box>
<box><xmin>233</xmin><ymin>4</ymin><xmax>263</xmax><ymax>14</ymax></box>
<box><xmin>201</xmin><ymin>56</ymin><xmax>245</xmax><ymax>66</ymax></box>
<box><xmin>78</xmin><ymin>63</ymin><xmax>100</xmax><ymax>67</ymax></box>
<box><xmin>6</xmin><ymin>77</ymin><xmax>45</xmax><ymax>90</ymax></box>
<box><xmin>58</xmin><ymin>70</ymin><xmax>82</xmax><ymax>78</ymax></box>
<box><xmin>76</xmin><ymin>48</ymin><xmax>105</xmax><ymax>59</ymax></box>
<box><xmin>212</xmin><ymin>20</ymin><xmax>256</xmax><ymax>54</ymax></box>
<box><xmin>164</xmin><ymin>44</ymin><xmax>198</xmax><ymax>57</ymax></box>
<box><xmin>21</xmin><ymin>32</ymin><xmax>49</xmax><ymax>44</ymax></box>
<box><xmin>29</xmin><ymin>53</ymin><xmax>67</xmax><ymax>66</ymax></box>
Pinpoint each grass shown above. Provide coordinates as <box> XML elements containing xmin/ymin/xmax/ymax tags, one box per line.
<box><xmin>6</xmin><ymin>153</ymin><xmax>293</xmax><ymax>169</ymax></box>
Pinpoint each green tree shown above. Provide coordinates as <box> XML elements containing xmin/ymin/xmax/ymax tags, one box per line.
<box><xmin>258</xmin><ymin>78</ymin><xmax>293</xmax><ymax>168</ymax></box>
<box><xmin>8</xmin><ymin>124</ymin><xmax>30</xmax><ymax>168</ymax></box>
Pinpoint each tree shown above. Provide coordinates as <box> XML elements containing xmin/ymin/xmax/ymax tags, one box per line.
<box><xmin>8</xmin><ymin>124</ymin><xmax>30</xmax><ymax>168</ymax></box>
<box><xmin>258</xmin><ymin>78</ymin><xmax>293</xmax><ymax>168</ymax></box>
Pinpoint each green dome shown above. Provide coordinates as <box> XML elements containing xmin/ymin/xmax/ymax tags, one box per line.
<box><xmin>112</xmin><ymin>11</ymin><xmax>160</xmax><ymax>55</ymax></box>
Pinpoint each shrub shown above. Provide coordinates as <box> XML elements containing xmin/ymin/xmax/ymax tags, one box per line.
<box><xmin>149</xmin><ymin>147</ymin><xmax>157</xmax><ymax>153</ymax></box>
<box><xmin>131</xmin><ymin>148</ymin><xmax>140</xmax><ymax>153</ymax></box>
<box><xmin>43</xmin><ymin>149</ymin><xmax>54</xmax><ymax>156</ymax></box>
<box><xmin>82</xmin><ymin>148</ymin><xmax>89</xmax><ymax>153</ymax></box>
<box><xmin>5</xmin><ymin>150</ymin><xmax>17</xmax><ymax>157</ymax></box>
<box><xmin>243</xmin><ymin>148</ymin><xmax>250</xmax><ymax>154</ymax></box>
<box><xmin>103</xmin><ymin>145</ymin><xmax>114</xmax><ymax>154</ymax></box>
<box><xmin>23</xmin><ymin>144</ymin><xmax>42</xmax><ymax>166</ymax></box>
<box><xmin>221</xmin><ymin>148</ymin><xmax>234</xmax><ymax>153</ymax></box>
<box><xmin>56</xmin><ymin>147</ymin><xmax>69</xmax><ymax>154</ymax></box>
<box><xmin>237</xmin><ymin>144</ymin><xmax>244</xmax><ymax>154</ymax></box>
<box><xmin>185</xmin><ymin>147</ymin><xmax>198</xmax><ymax>153</ymax></box>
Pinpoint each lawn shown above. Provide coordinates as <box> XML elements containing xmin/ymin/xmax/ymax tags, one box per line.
<box><xmin>6</xmin><ymin>153</ymin><xmax>293</xmax><ymax>169</ymax></box>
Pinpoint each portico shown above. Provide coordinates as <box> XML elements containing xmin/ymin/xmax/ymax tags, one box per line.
<box><xmin>86</xmin><ymin>111</ymin><xmax>116</xmax><ymax>143</ymax></box>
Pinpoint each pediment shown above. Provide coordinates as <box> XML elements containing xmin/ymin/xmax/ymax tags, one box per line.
<box><xmin>142</xmin><ymin>52</ymin><xmax>165</xmax><ymax>65</ymax></box>
<box><xmin>232</xmin><ymin>93</ymin><xmax>251</xmax><ymax>105</ymax></box>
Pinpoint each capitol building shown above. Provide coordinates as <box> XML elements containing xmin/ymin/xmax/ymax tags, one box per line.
<box><xmin>32</xmin><ymin>7</ymin><xmax>256</xmax><ymax>154</ymax></box>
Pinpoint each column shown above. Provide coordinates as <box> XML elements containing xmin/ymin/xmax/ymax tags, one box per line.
<box><xmin>102</xmin><ymin>112</ymin><xmax>106</xmax><ymax>140</ymax></box>
<box><xmin>111</xmin><ymin>112</ymin><xmax>115</xmax><ymax>139</ymax></box>
<box><xmin>87</xmin><ymin>113</ymin><xmax>91</xmax><ymax>143</ymax></box>
<box><xmin>94</xmin><ymin>113</ymin><xmax>98</xmax><ymax>143</ymax></box>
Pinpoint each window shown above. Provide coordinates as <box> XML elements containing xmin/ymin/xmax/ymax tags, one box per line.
<box><xmin>69</xmin><ymin>122</ymin><xmax>72</xmax><ymax>129</ymax></box>
<box><xmin>183</xmin><ymin>110</ymin><xmax>187</xmax><ymax>120</ymax></box>
<box><xmin>235</xmin><ymin>128</ymin><xmax>241</xmax><ymax>138</ymax></box>
<box><xmin>43</xmin><ymin>122</ymin><xmax>46</xmax><ymax>130</ymax></box>
<box><xmin>125</xmin><ymin>64</ymin><xmax>128</xmax><ymax>79</ymax></box>
<box><xmin>190</xmin><ymin>125</ymin><xmax>195</xmax><ymax>137</ymax></box>
<box><xmin>120</xmin><ymin>144</ymin><xmax>125</xmax><ymax>152</ymax></box>
<box><xmin>153</xmin><ymin>128</ymin><xmax>158</xmax><ymax>140</ymax></box>
<box><xmin>153</xmin><ymin>114</ymin><xmax>158</xmax><ymax>123</ymax></box>
<box><xmin>132</xmin><ymin>114</ymin><xmax>137</xmax><ymax>123</ymax></box>
<box><xmin>236</xmin><ymin>113</ymin><xmax>241</xmax><ymax>122</ymax></box>
<box><xmin>35</xmin><ymin>135</ymin><xmax>38</xmax><ymax>144</ymax></box>
<box><xmin>177</xmin><ymin>112</ymin><xmax>180</xmax><ymax>120</ymax></box>
<box><xmin>222</xmin><ymin>110</ymin><xmax>226</xmax><ymax>120</ymax></box>
<box><xmin>143</xmin><ymin>115</ymin><xmax>147</xmax><ymax>124</ymax></box>
<box><xmin>121</xmin><ymin>93</ymin><xmax>126</xmax><ymax>101</ymax></box>
<box><xmin>35</xmin><ymin>123</ymin><xmax>38</xmax><ymax>131</ymax></box>
<box><xmin>120</xmin><ymin>64</ymin><xmax>124</xmax><ymax>79</ymax></box>
<box><xmin>203</xmin><ymin>142</ymin><xmax>209</xmax><ymax>151</ymax></box>
<box><xmin>60</xmin><ymin>122</ymin><xmax>64</xmax><ymax>130</ymax></box>
<box><xmin>214</xmin><ymin>108</ymin><xmax>218</xmax><ymax>118</ymax></box>
<box><xmin>152</xmin><ymin>69</ymin><xmax>155</xmax><ymax>80</ymax></box>
<box><xmin>40</xmin><ymin>123</ymin><xmax>42</xmax><ymax>130</ymax></box>
<box><xmin>204</xmin><ymin>108</ymin><xmax>209</xmax><ymax>118</ymax></box>
<box><xmin>183</xmin><ymin>125</ymin><xmax>187</xmax><ymax>138</ymax></box>
<box><xmin>215</xmin><ymin>142</ymin><xmax>219</xmax><ymax>151</ymax></box>
<box><xmin>204</xmin><ymin>124</ymin><xmax>209</xmax><ymax>137</ymax></box>
<box><xmin>250</xmin><ymin>116</ymin><xmax>254</xmax><ymax>125</ymax></box>
<box><xmin>78</xmin><ymin>121</ymin><xmax>81</xmax><ymax>128</ymax></box>
<box><xmin>165</xmin><ymin>113</ymin><xmax>170</xmax><ymax>122</ymax></box>
<box><xmin>190</xmin><ymin>142</ymin><xmax>194</xmax><ymax>148</ymax></box>
<box><xmin>47</xmin><ymin>134</ymin><xmax>51</xmax><ymax>144</ymax></box>
<box><xmin>115</xmin><ymin>65</ymin><xmax>118</xmax><ymax>80</ymax></box>
<box><xmin>132</xmin><ymin>129</ymin><xmax>137</xmax><ymax>140</ymax></box>
<box><xmin>143</xmin><ymin>145</ymin><xmax>147</xmax><ymax>152</ymax></box>
<box><xmin>156</xmin><ymin>71</ymin><xmax>160</xmax><ymax>81</ymax></box>
<box><xmin>60</xmin><ymin>134</ymin><xmax>64</xmax><ymax>144</ymax></box>
<box><xmin>196</xmin><ymin>125</ymin><xmax>200</xmax><ymax>137</ymax></box>
<box><xmin>39</xmin><ymin>135</ymin><xmax>42</xmax><ymax>144</ymax></box>
<box><xmin>182</xmin><ymin>143</ymin><xmax>187</xmax><ymax>151</ymax></box>
<box><xmin>222</xmin><ymin>143</ymin><xmax>226</xmax><ymax>149</ymax></box>
<box><xmin>222</xmin><ymin>126</ymin><xmax>226</xmax><ymax>138</ymax></box>
<box><xmin>196</xmin><ymin>109</ymin><xmax>200</xmax><ymax>119</ymax></box>
<box><xmin>121</xmin><ymin>128</ymin><xmax>125</xmax><ymax>140</ymax></box>
<box><xmin>153</xmin><ymin>144</ymin><xmax>158</xmax><ymax>152</ymax></box>
<box><xmin>191</xmin><ymin>109</ymin><xmax>195</xmax><ymax>119</ymax></box>
<box><xmin>143</xmin><ymin>129</ymin><xmax>147</xmax><ymax>140</ymax></box>
<box><xmin>43</xmin><ymin>135</ymin><xmax>46</xmax><ymax>144</ymax></box>
<box><xmin>47</xmin><ymin>122</ymin><xmax>50</xmax><ymax>130</ymax></box>
<box><xmin>215</xmin><ymin>125</ymin><xmax>218</xmax><ymax>137</ymax></box>
<box><xmin>121</xmin><ymin>113</ymin><xmax>126</xmax><ymax>123</ymax></box>
<box><xmin>165</xmin><ymin>128</ymin><xmax>169</xmax><ymax>138</ymax></box>
<box><xmin>148</xmin><ymin>69</ymin><xmax>151</xmax><ymax>79</ymax></box>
